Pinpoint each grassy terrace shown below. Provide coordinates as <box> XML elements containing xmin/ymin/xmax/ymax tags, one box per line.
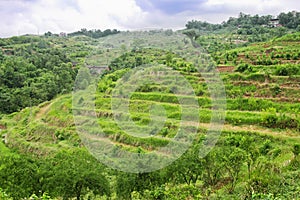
<box><xmin>2</xmin><ymin>46</ymin><xmax>299</xmax><ymax>154</ymax></box>
<box><xmin>0</xmin><ymin>31</ymin><xmax>299</xmax><ymax>199</ymax></box>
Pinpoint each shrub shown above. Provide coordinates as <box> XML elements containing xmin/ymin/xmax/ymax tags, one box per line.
<box><xmin>261</xmin><ymin>108</ymin><xmax>278</xmax><ymax>128</ymax></box>
<box><xmin>271</xmin><ymin>84</ymin><xmax>281</xmax><ymax>96</ymax></box>
<box><xmin>0</xmin><ymin>188</ymin><xmax>12</xmax><ymax>200</ymax></box>
<box><xmin>236</xmin><ymin>63</ymin><xmax>253</xmax><ymax>73</ymax></box>
<box><xmin>292</xmin><ymin>54</ymin><xmax>298</xmax><ymax>60</ymax></box>
<box><xmin>262</xmin><ymin>114</ymin><xmax>278</xmax><ymax>128</ymax></box>
<box><xmin>261</xmin><ymin>108</ymin><xmax>299</xmax><ymax>129</ymax></box>
<box><xmin>259</xmin><ymin>139</ymin><xmax>272</xmax><ymax>155</ymax></box>
<box><xmin>274</xmin><ymin>64</ymin><xmax>300</xmax><ymax>76</ymax></box>
<box><xmin>292</xmin><ymin>144</ymin><xmax>300</xmax><ymax>156</ymax></box>
<box><xmin>228</xmin><ymin>73</ymin><xmax>245</xmax><ymax>81</ymax></box>
<box><xmin>246</xmin><ymin>73</ymin><xmax>266</xmax><ymax>82</ymax></box>
<box><xmin>277</xmin><ymin>114</ymin><xmax>299</xmax><ymax>129</ymax></box>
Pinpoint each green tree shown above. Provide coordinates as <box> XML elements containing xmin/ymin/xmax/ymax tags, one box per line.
<box><xmin>172</xmin><ymin>144</ymin><xmax>203</xmax><ymax>185</ymax></box>
<box><xmin>0</xmin><ymin>50</ymin><xmax>4</xmax><ymax>61</ymax></box>
<box><xmin>0</xmin><ymin>155</ymin><xmax>40</xmax><ymax>199</ymax></box>
<box><xmin>201</xmin><ymin>148</ymin><xmax>225</xmax><ymax>187</ymax></box>
<box><xmin>222</xmin><ymin>147</ymin><xmax>246</xmax><ymax>193</ymax></box>
<box><xmin>43</xmin><ymin>149</ymin><xmax>110</xmax><ymax>200</ymax></box>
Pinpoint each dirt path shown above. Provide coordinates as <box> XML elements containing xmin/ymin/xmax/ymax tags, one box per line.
<box><xmin>180</xmin><ymin>121</ymin><xmax>300</xmax><ymax>140</ymax></box>
<box><xmin>221</xmin><ymin>124</ymin><xmax>300</xmax><ymax>139</ymax></box>
<box><xmin>35</xmin><ymin>102</ymin><xmax>53</xmax><ymax>119</ymax></box>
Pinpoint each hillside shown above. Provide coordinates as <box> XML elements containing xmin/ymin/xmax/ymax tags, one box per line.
<box><xmin>0</xmin><ymin>30</ymin><xmax>299</xmax><ymax>199</ymax></box>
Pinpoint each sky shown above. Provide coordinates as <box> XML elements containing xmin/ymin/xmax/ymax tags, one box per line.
<box><xmin>0</xmin><ymin>0</ymin><xmax>299</xmax><ymax>37</ymax></box>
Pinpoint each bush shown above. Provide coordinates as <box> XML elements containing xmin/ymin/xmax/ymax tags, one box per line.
<box><xmin>229</xmin><ymin>98</ymin><xmax>272</xmax><ymax>111</ymax></box>
<box><xmin>262</xmin><ymin>113</ymin><xmax>278</xmax><ymax>128</ymax></box>
<box><xmin>274</xmin><ymin>64</ymin><xmax>300</xmax><ymax>76</ymax></box>
<box><xmin>271</xmin><ymin>84</ymin><xmax>281</xmax><ymax>96</ymax></box>
<box><xmin>28</xmin><ymin>193</ymin><xmax>52</xmax><ymax>200</ymax></box>
<box><xmin>292</xmin><ymin>144</ymin><xmax>300</xmax><ymax>156</ymax></box>
<box><xmin>235</xmin><ymin>63</ymin><xmax>253</xmax><ymax>73</ymax></box>
<box><xmin>277</xmin><ymin>114</ymin><xmax>299</xmax><ymax>129</ymax></box>
<box><xmin>227</xmin><ymin>73</ymin><xmax>245</xmax><ymax>81</ymax></box>
<box><xmin>0</xmin><ymin>188</ymin><xmax>12</xmax><ymax>200</ymax></box>
<box><xmin>261</xmin><ymin>108</ymin><xmax>299</xmax><ymax>129</ymax></box>
<box><xmin>261</xmin><ymin>108</ymin><xmax>278</xmax><ymax>128</ymax></box>
<box><xmin>246</xmin><ymin>73</ymin><xmax>266</xmax><ymax>82</ymax></box>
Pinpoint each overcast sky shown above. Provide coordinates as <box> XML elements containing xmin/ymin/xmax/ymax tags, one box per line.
<box><xmin>0</xmin><ymin>0</ymin><xmax>299</xmax><ymax>37</ymax></box>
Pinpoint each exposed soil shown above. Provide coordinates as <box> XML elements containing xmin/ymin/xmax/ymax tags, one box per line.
<box><xmin>217</xmin><ymin>65</ymin><xmax>235</xmax><ymax>72</ymax></box>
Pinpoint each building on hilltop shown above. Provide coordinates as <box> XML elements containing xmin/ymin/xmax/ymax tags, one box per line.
<box><xmin>269</xmin><ymin>18</ymin><xmax>282</xmax><ymax>27</ymax></box>
<box><xmin>59</xmin><ymin>32</ymin><xmax>67</xmax><ymax>37</ymax></box>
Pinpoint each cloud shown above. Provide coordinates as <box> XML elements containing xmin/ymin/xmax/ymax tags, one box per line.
<box><xmin>203</xmin><ymin>0</ymin><xmax>281</xmax><ymax>14</ymax></box>
<box><xmin>135</xmin><ymin>0</ymin><xmax>208</xmax><ymax>14</ymax></box>
<box><xmin>0</xmin><ymin>0</ymin><xmax>145</xmax><ymax>37</ymax></box>
<box><xmin>0</xmin><ymin>0</ymin><xmax>299</xmax><ymax>37</ymax></box>
<box><xmin>133</xmin><ymin>0</ymin><xmax>300</xmax><ymax>29</ymax></box>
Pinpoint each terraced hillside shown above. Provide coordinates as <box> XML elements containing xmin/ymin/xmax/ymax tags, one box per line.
<box><xmin>0</xmin><ymin>32</ymin><xmax>300</xmax><ymax>199</ymax></box>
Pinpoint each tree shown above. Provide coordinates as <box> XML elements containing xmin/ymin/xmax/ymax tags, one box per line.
<box><xmin>172</xmin><ymin>144</ymin><xmax>203</xmax><ymax>185</ymax></box>
<box><xmin>0</xmin><ymin>43</ymin><xmax>78</xmax><ymax>114</ymax></box>
<box><xmin>201</xmin><ymin>147</ymin><xmax>225</xmax><ymax>187</ymax></box>
<box><xmin>43</xmin><ymin>149</ymin><xmax>110</xmax><ymax>200</ymax></box>
<box><xmin>292</xmin><ymin>144</ymin><xmax>300</xmax><ymax>157</ymax></box>
<box><xmin>182</xmin><ymin>29</ymin><xmax>200</xmax><ymax>41</ymax></box>
<box><xmin>182</xmin><ymin>29</ymin><xmax>201</xmax><ymax>48</ymax></box>
<box><xmin>222</xmin><ymin>147</ymin><xmax>246</xmax><ymax>193</ymax></box>
<box><xmin>0</xmin><ymin>49</ymin><xmax>4</xmax><ymax>61</ymax></box>
<box><xmin>0</xmin><ymin>155</ymin><xmax>40</xmax><ymax>199</ymax></box>
<box><xmin>278</xmin><ymin>11</ymin><xmax>300</xmax><ymax>29</ymax></box>
<box><xmin>44</xmin><ymin>31</ymin><xmax>53</xmax><ymax>37</ymax></box>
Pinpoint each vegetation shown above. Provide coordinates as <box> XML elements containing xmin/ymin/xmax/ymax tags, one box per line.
<box><xmin>67</xmin><ymin>28</ymin><xmax>120</xmax><ymax>38</ymax></box>
<box><xmin>0</xmin><ymin>11</ymin><xmax>299</xmax><ymax>199</ymax></box>
<box><xmin>186</xmin><ymin>11</ymin><xmax>300</xmax><ymax>43</ymax></box>
<box><xmin>0</xmin><ymin>36</ymin><xmax>84</xmax><ymax>114</ymax></box>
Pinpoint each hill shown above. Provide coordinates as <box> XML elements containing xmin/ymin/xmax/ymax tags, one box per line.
<box><xmin>0</xmin><ymin>30</ymin><xmax>299</xmax><ymax>199</ymax></box>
